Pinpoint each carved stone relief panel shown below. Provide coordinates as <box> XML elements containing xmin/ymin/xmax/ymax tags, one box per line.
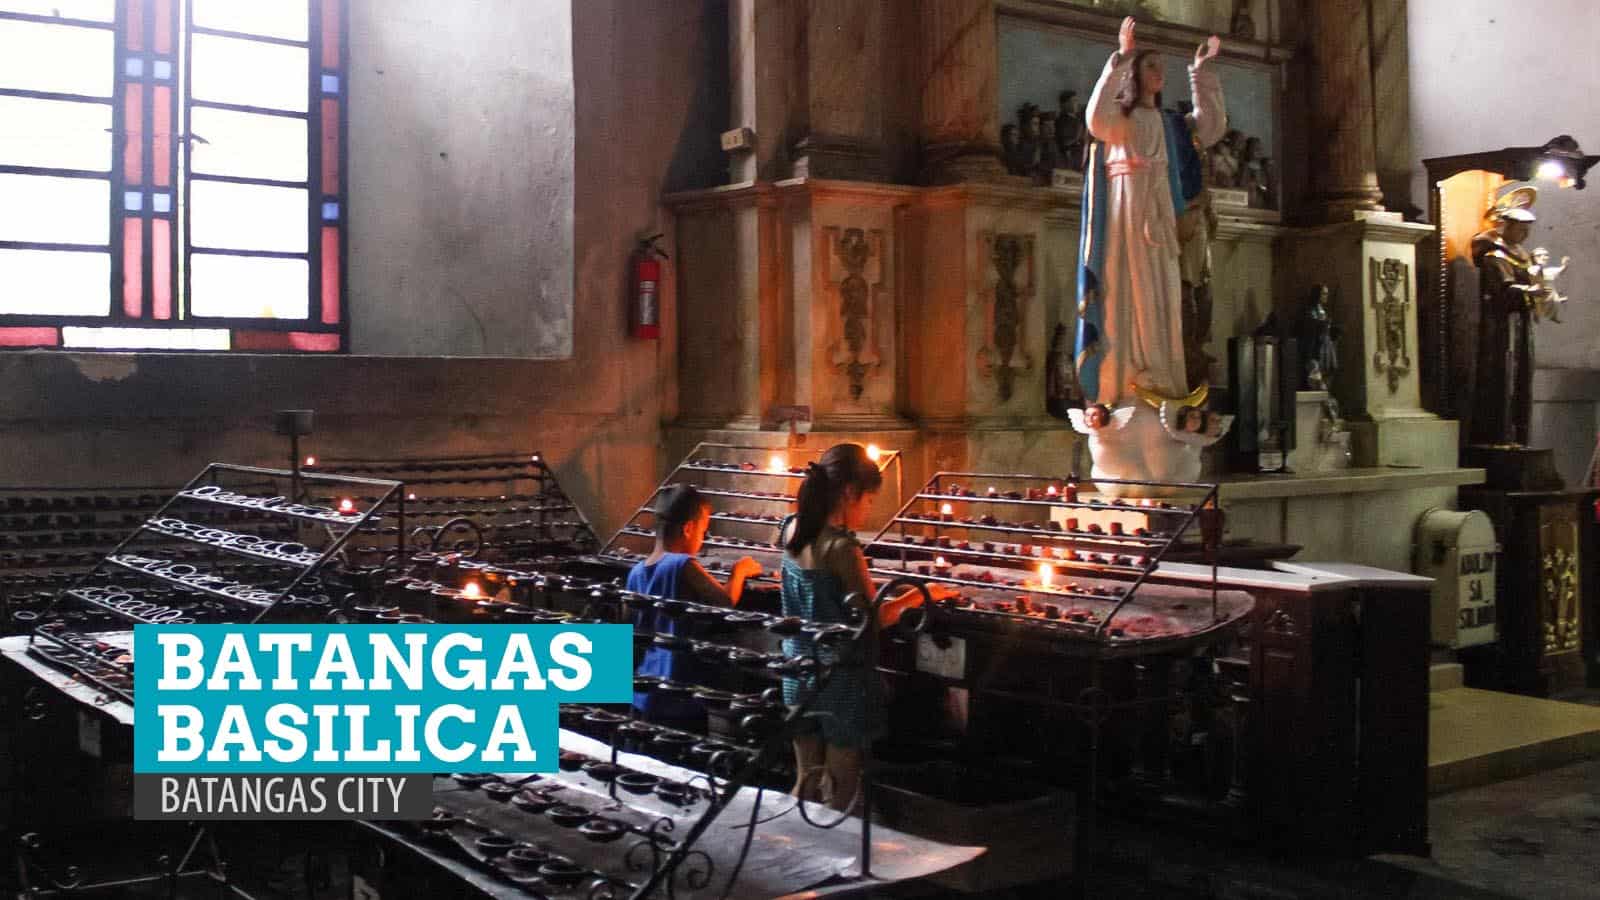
<box><xmin>822</xmin><ymin>226</ymin><xmax>885</xmax><ymax>402</ymax></box>
<box><xmin>977</xmin><ymin>231</ymin><xmax>1035</xmax><ymax>402</ymax></box>
<box><xmin>1370</xmin><ymin>257</ymin><xmax>1411</xmax><ymax>394</ymax></box>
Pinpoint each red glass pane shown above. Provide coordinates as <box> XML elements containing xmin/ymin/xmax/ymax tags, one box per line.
<box><xmin>152</xmin><ymin>0</ymin><xmax>171</xmax><ymax>54</ymax></box>
<box><xmin>122</xmin><ymin>218</ymin><xmax>142</xmax><ymax>317</ymax></box>
<box><xmin>321</xmin><ymin>0</ymin><xmax>340</xmax><ymax>68</ymax></box>
<box><xmin>320</xmin><ymin>98</ymin><xmax>338</xmax><ymax>194</ymax></box>
<box><xmin>233</xmin><ymin>331</ymin><xmax>341</xmax><ymax>352</ymax></box>
<box><xmin>123</xmin><ymin>83</ymin><xmax>142</xmax><ymax>185</ymax></box>
<box><xmin>152</xmin><ymin>85</ymin><xmax>171</xmax><ymax>187</ymax></box>
<box><xmin>0</xmin><ymin>327</ymin><xmax>60</xmax><ymax>347</ymax></box>
<box><xmin>320</xmin><ymin>225</ymin><xmax>340</xmax><ymax>324</ymax></box>
<box><xmin>125</xmin><ymin>0</ymin><xmax>143</xmax><ymax>51</ymax></box>
<box><xmin>151</xmin><ymin>217</ymin><xmax>171</xmax><ymax>319</ymax></box>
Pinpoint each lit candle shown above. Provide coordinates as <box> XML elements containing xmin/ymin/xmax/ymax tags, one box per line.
<box><xmin>462</xmin><ymin>582</ymin><xmax>482</xmax><ymax>599</ymax></box>
<box><xmin>337</xmin><ymin>497</ymin><xmax>357</xmax><ymax>515</ymax></box>
<box><xmin>940</xmin><ymin>502</ymin><xmax>954</xmax><ymax>521</ymax></box>
<box><xmin>769</xmin><ymin>454</ymin><xmax>786</xmax><ymax>473</ymax></box>
<box><xmin>303</xmin><ymin>455</ymin><xmax>317</xmax><ymax>467</ymax></box>
<box><xmin>986</xmin><ymin>486</ymin><xmax>998</xmax><ymax>497</ymax></box>
<box><xmin>866</xmin><ymin>444</ymin><xmax>883</xmax><ymax>463</ymax></box>
<box><xmin>934</xmin><ymin>555</ymin><xmax>951</xmax><ymax>572</ymax></box>
<box><xmin>1046</xmin><ymin>485</ymin><xmax>1060</xmax><ymax>498</ymax></box>
<box><xmin>1040</xmin><ymin>563</ymin><xmax>1055</xmax><ymax>588</ymax></box>
<box><xmin>407</xmin><ymin>492</ymin><xmax>417</xmax><ymax>501</ymax></box>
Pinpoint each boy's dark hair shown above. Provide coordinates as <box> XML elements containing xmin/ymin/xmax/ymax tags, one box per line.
<box><xmin>655</xmin><ymin>484</ymin><xmax>709</xmax><ymax>540</ymax></box>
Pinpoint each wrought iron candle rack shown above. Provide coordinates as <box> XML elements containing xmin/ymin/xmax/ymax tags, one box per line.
<box><xmin>360</xmin><ymin>552</ymin><xmax>924</xmax><ymax>899</ymax></box>
<box><xmin>311</xmin><ymin>452</ymin><xmax>600</xmax><ymax>564</ymax></box>
<box><xmin>864</xmin><ymin>470</ymin><xmax>1257</xmax><ymax>891</ymax></box>
<box><xmin>26</xmin><ymin>463</ymin><xmax>399</xmax><ymax>704</ymax></box>
<box><xmin>866</xmin><ymin>470</ymin><xmax>1238</xmax><ymax>653</ymax></box>
<box><xmin>0</xmin><ymin>484</ymin><xmax>306</xmax><ymax>636</ymax></box>
<box><xmin>599</xmin><ymin>442</ymin><xmax>903</xmax><ymax>586</ymax></box>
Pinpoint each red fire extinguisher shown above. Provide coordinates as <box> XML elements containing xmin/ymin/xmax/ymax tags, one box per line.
<box><xmin>632</xmin><ymin>233</ymin><xmax>668</xmax><ymax>339</ymax></box>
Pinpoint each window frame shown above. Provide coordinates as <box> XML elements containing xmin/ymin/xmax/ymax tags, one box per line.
<box><xmin>0</xmin><ymin>0</ymin><xmax>349</xmax><ymax>353</ymax></box>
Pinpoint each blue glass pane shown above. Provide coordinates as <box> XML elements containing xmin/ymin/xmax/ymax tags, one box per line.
<box><xmin>153</xmin><ymin>59</ymin><xmax>172</xmax><ymax>81</ymax></box>
<box><xmin>321</xmin><ymin>73</ymin><xmax>338</xmax><ymax>94</ymax></box>
<box><xmin>153</xmin><ymin>192</ymin><xmax>171</xmax><ymax>213</ymax></box>
<box><xmin>122</xmin><ymin>190</ymin><xmax>141</xmax><ymax>211</ymax></box>
<box><xmin>321</xmin><ymin>200</ymin><xmax>338</xmax><ymax>221</ymax></box>
<box><xmin>124</xmin><ymin>56</ymin><xmax>144</xmax><ymax>78</ymax></box>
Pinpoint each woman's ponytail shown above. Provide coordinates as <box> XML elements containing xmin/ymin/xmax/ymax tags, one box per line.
<box><xmin>786</xmin><ymin>462</ymin><xmax>832</xmax><ymax>555</ymax></box>
<box><xmin>784</xmin><ymin>444</ymin><xmax>883</xmax><ymax>555</ymax></box>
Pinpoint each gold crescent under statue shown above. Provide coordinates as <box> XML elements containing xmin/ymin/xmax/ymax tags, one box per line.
<box><xmin>1133</xmin><ymin>383</ymin><xmax>1208</xmax><ymax>410</ymax></box>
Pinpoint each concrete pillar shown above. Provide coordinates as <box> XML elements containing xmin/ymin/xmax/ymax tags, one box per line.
<box><xmin>1304</xmin><ymin>0</ymin><xmax>1385</xmax><ymax>220</ymax></box>
<box><xmin>915</xmin><ymin>0</ymin><xmax>1008</xmax><ymax>184</ymax></box>
<box><xmin>728</xmin><ymin>0</ymin><xmax>801</xmax><ymax>183</ymax></box>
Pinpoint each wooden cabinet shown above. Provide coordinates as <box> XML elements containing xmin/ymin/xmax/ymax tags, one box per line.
<box><xmin>1459</xmin><ymin>487</ymin><xmax>1595</xmax><ymax>696</ymax></box>
<box><xmin>1243</xmin><ymin>570</ymin><xmax>1429</xmax><ymax>856</ymax></box>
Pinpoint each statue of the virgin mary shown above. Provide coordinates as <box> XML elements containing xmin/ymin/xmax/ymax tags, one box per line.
<box><xmin>1075</xmin><ymin>17</ymin><xmax>1230</xmax><ymax>490</ymax></box>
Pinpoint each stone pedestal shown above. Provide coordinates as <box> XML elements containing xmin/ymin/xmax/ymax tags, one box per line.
<box><xmin>907</xmin><ymin>181</ymin><xmax>1084</xmax><ymax>475</ymax></box>
<box><xmin>1277</xmin><ymin>217</ymin><xmax>1449</xmax><ymax>467</ymax></box>
<box><xmin>668</xmin><ymin>179</ymin><xmax>917</xmax><ymax>433</ymax></box>
<box><xmin>666</xmin><ymin>177</ymin><xmax>1084</xmax><ymax>506</ymax></box>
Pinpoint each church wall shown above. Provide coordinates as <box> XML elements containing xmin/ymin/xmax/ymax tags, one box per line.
<box><xmin>0</xmin><ymin>0</ymin><xmax>730</xmax><ymax>537</ymax></box>
<box><xmin>1407</xmin><ymin>0</ymin><xmax>1600</xmax><ymax>483</ymax></box>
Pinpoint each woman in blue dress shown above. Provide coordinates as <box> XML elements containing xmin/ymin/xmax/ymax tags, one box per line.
<box><xmin>627</xmin><ymin>484</ymin><xmax>760</xmax><ymax>730</ymax></box>
<box><xmin>779</xmin><ymin>443</ymin><xmax>951</xmax><ymax>812</ymax></box>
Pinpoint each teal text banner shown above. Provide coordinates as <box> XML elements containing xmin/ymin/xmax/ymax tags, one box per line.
<box><xmin>132</xmin><ymin>624</ymin><xmax>632</xmax><ymax>774</ymax></box>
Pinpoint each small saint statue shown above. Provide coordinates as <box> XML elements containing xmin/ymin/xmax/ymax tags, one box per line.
<box><xmin>1231</xmin><ymin>0</ymin><xmax>1256</xmax><ymax>38</ymax></box>
<box><xmin>1297</xmin><ymin>284</ymin><xmax>1340</xmax><ymax>391</ymax></box>
<box><xmin>1056</xmin><ymin>90</ymin><xmax>1088</xmax><ymax>170</ymax></box>
<box><xmin>1529</xmin><ymin>247</ymin><xmax>1571</xmax><ymax>323</ymax></box>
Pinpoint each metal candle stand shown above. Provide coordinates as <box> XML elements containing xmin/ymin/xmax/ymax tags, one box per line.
<box><xmin>371</xmin><ymin>550</ymin><xmax>925</xmax><ymax>898</ymax></box>
<box><xmin>310</xmin><ymin>452</ymin><xmax>601</xmax><ymax>565</ymax></box>
<box><xmin>599</xmin><ymin>442</ymin><xmax>903</xmax><ymax>586</ymax></box>
<box><xmin>27</xmin><ymin>463</ymin><xmax>398</xmax><ymax>704</ymax></box>
<box><xmin>0</xmin><ymin>484</ymin><xmax>297</xmax><ymax>637</ymax></box>
<box><xmin>864</xmin><ymin>471</ymin><xmax>1251</xmax><ymax>893</ymax></box>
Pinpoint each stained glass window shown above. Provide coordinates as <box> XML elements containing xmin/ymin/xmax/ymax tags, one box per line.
<box><xmin>0</xmin><ymin>0</ymin><xmax>346</xmax><ymax>352</ymax></box>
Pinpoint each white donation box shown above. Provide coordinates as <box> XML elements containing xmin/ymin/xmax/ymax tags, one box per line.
<box><xmin>1413</xmin><ymin>508</ymin><xmax>1498</xmax><ymax>648</ymax></box>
